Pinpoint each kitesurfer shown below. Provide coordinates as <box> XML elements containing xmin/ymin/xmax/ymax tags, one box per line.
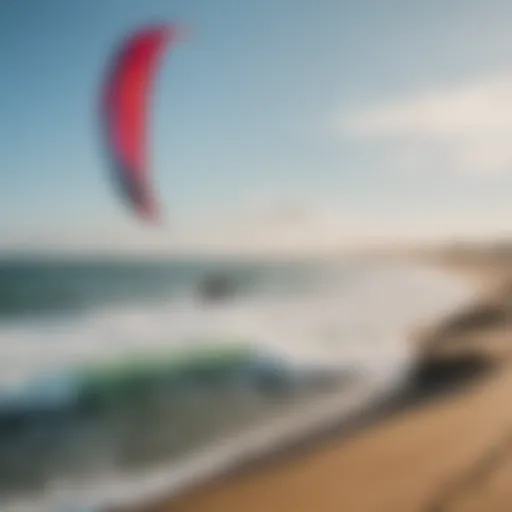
<box><xmin>197</xmin><ymin>275</ymin><xmax>235</xmax><ymax>303</ymax></box>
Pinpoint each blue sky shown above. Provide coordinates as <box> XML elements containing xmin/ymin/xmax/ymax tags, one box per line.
<box><xmin>3</xmin><ymin>0</ymin><xmax>512</xmax><ymax>254</ymax></box>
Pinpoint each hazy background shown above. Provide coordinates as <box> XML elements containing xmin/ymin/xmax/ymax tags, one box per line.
<box><xmin>3</xmin><ymin>0</ymin><xmax>512</xmax><ymax>256</ymax></box>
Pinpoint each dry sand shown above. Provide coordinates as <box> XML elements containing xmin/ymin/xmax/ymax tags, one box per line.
<box><xmin>143</xmin><ymin>252</ymin><xmax>512</xmax><ymax>512</ymax></box>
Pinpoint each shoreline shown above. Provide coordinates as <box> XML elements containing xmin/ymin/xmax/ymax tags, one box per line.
<box><xmin>142</xmin><ymin>253</ymin><xmax>512</xmax><ymax>512</ymax></box>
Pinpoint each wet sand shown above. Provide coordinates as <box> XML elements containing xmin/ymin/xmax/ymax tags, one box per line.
<box><xmin>142</xmin><ymin>252</ymin><xmax>512</xmax><ymax>512</ymax></box>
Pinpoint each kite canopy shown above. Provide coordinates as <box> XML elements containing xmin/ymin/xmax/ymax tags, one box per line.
<box><xmin>101</xmin><ymin>24</ymin><xmax>180</xmax><ymax>222</ymax></box>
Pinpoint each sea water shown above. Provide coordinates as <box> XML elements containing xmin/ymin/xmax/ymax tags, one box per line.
<box><xmin>0</xmin><ymin>256</ymin><xmax>476</xmax><ymax>511</ymax></box>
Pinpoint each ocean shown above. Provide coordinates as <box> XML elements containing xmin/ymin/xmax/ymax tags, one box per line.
<box><xmin>0</xmin><ymin>256</ymin><xmax>476</xmax><ymax>512</ymax></box>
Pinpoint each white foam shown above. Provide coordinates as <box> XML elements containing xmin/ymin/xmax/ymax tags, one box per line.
<box><xmin>0</xmin><ymin>262</ymin><xmax>473</xmax><ymax>385</ymax></box>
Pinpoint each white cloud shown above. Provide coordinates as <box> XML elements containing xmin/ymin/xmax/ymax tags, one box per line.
<box><xmin>338</xmin><ymin>74</ymin><xmax>512</xmax><ymax>175</ymax></box>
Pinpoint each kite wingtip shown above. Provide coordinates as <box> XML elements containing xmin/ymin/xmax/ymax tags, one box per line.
<box><xmin>128</xmin><ymin>22</ymin><xmax>190</xmax><ymax>44</ymax></box>
<box><xmin>135</xmin><ymin>198</ymin><xmax>159</xmax><ymax>222</ymax></box>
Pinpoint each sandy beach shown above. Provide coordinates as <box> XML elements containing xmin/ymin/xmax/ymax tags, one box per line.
<box><xmin>140</xmin><ymin>250</ymin><xmax>512</xmax><ymax>512</ymax></box>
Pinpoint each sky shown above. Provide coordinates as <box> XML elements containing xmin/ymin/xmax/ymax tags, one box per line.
<box><xmin>3</xmin><ymin>0</ymin><xmax>512</xmax><ymax>255</ymax></box>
